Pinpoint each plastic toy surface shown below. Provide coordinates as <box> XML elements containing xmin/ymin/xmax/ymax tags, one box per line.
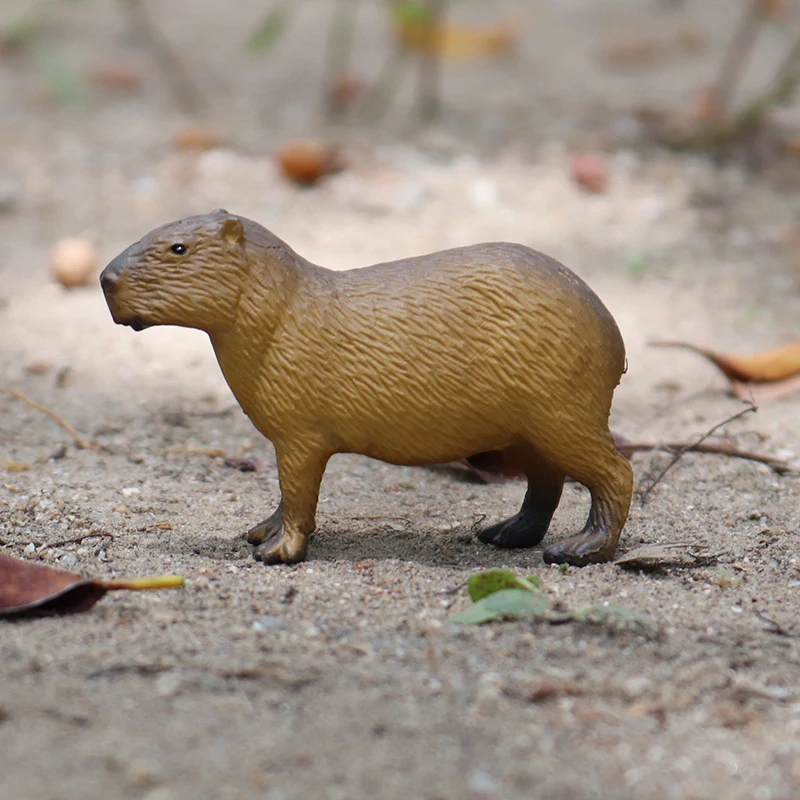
<box><xmin>101</xmin><ymin>209</ymin><xmax>632</xmax><ymax>566</ymax></box>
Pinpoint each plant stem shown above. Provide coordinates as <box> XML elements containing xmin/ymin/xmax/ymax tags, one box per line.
<box><xmin>419</xmin><ymin>0</ymin><xmax>446</xmax><ymax>121</ymax></box>
<box><xmin>324</xmin><ymin>0</ymin><xmax>360</xmax><ymax>118</ymax></box>
<box><xmin>119</xmin><ymin>0</ymin><xmax>204</xmax><ymax>114</ymax></box>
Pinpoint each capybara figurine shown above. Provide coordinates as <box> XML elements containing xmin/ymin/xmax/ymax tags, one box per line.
<box><xmin>101</xmin><ymin>209</ymin><xmax>632</xmax><ymax>566</ymax></box>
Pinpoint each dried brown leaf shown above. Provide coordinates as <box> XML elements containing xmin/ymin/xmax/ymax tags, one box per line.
<box><xmin>651</xmin><ymin>340</ymin><xmax>800</xmax><ymax>384</ymax></box>
<box><xmin>731</xmin><ymin>372</ymin><xmax>800</xmax><ymax>402</ymax></box>
<box><xmin>396</xmin><ymin>20</ymin><xmax>516</xmax><ymax>60</ymax></box>
<box><xmin>0</xmin><ymin>552</ymin><xmax>183</xmax><ymax>618</ymax></box>
<box><xmin>615</xmin><ymin>544</ymin><xmax>718</xmax><ymax>571</ymax></box>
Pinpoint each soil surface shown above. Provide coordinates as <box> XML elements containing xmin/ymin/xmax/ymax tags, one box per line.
<box><xmin>3</xmin><ymin>2</ymin><xmax>800</xmax><ymax>799</ymax></box>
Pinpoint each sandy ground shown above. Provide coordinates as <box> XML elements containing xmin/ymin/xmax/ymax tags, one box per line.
<box><xmin>3</xmin><ymin>1</ymin><xmax>800</xmax><ymax>799</ymax></box>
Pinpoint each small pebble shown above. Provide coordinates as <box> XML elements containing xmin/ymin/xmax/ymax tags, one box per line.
<box><xmin>124</xmin><ymin>758</ymin><xmax>164</xmax><ymax>789</ymax></box>
<box><xmin>570</xmin><ymin>152</ymin><xmax>608</xmax><ymax>194</ymax></box>
<box><xmin>276</xmin><ymin>140</ymin><xmax>339</xmax><ymax>186</ymax></box>
<box><xmin>253</xmin><ymin>616</ymin><xmax>286</xmax><ymax>632</ymax></box>
<box><xmin>470</xmin><ymin>769</ymin><xmax>499</xmax><ymax>793</ymax></box>
<box><xmin>50</xmin><ymin>237</ymin><xmax>98</xmax><ymax>288</ymax></box>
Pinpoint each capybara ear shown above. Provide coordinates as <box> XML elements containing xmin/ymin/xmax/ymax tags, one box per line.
<box><xmin>221</xmin><ymin>216</ymin><xmax>244</xmax><ymax>245</ymax></box>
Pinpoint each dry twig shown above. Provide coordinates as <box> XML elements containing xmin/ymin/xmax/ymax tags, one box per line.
<box><xmin>618</xmin><ymin>440</ymin><xmax>787</xmax><ymax>473</ymax></box>
<box><xmin>637</xmin><ymin>401</ymin><xmax>758</xmax><ymax>503</ymax></box>
<box><xmin>754</xmin><ymin>609</ymin><xmax>796</xmax><ymax>637</ymax></box>
<box><xmin>419</xmin><ymin>0</ymin><xmax>446</xmax><ymax>121</ymax></box>
<box><xmin>324</xmin><ymin>0</ymin><xmax>360</xmax><ymax>117</ymax></box>
<box><xmin>735</xmin><ymin>31</ymin><xmax>800</xmax><ymax>133</ymax></box>
<box><xmin>0</xmin><ymin>387</ymin><xmax>94</xmax><ymax>450</ymax></box>
<box><xmin>43</xmin><ymin>531</ymin><xmax>116</xmax><ymax>549</ymax></box>
<box><xmin>714</xmin><ymin>0</ymin><xmax>763</xmax><ymax>116</ymax></box>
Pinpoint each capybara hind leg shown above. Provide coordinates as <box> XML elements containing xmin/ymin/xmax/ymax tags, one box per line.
<box><xmin>245</xmin><ymin>500</ymin><xmax>283</xmax><ymax>545</ymax></box>
<box><xmin>542</xmin><ymin>440</ymin><xmax>632</xmax><ymax>566</ymax></box>
<box><xmin>253</xmin><ymin>445</ymin><xmax>330</xmax><ymax>565</ymax></box>
<box><xmin>478</xmin><ymin>446</ymin><xmax>565</xmax><ymax>549</ymax></box>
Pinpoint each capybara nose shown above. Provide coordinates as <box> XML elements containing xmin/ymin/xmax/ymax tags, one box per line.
<box><xmin>100</xmin><ymin>252</ymin><xmax>128</xmax><ymax>294</ymax></box>
<box><xmin>99</xmin><ymin>269</ymin><xmax>116</xmax><ymax>294</ymax></box>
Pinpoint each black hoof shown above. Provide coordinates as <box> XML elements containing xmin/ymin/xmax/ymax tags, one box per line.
<box><xmin>477</xmin><ymin>511</ymin><xmax>549</xmax><ymax>549</ymax></box>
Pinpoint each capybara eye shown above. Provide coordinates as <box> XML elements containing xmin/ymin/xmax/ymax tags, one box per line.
<box><xmin>170</xmin><ymin>243</ymin><xmax>187</xmax><ymax>255</ymax></box>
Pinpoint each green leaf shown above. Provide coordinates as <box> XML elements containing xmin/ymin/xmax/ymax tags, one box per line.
<box><xmin>525</xmin><ymin>574</ymin><xmax>544</xmax><ymax>590</ymax></box>
<box><xmin>3</xmin><ymin>13</ymin><xmax>41</xmax><ymax>49</ymax></box>
<box><xmin>451</xmin><ymin>588</ymin><xmax>549</xmax><ymax>625</ymax></box>
<box><xmin>467</xmin><ymin>569</ymin><xmax>540</xmax><ymax>602</ymax></box>
<box><xmin>391</xmin><ymin>1</ymin><xmax>434</xmax><ymax>27</ymax></box>
<box><xmin>246</xmin><ymin>2</ymin><xmax>291</xmax><ymax>54</ymax></box>
<box><xmin>36</xmin><ymin>53</ymin><xmax>83</xmax><ymax>105</ymax></box>
<box><xmin>626</xmin><ymin>252</ymin><xmax>649</xmax><ymax>277</ymax></box>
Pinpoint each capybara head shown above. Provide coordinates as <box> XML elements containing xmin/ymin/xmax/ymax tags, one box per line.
<box><xmin>100</xmin><ymin>209</ymin><xmax>248</xmax><ymax>333</ymax></box>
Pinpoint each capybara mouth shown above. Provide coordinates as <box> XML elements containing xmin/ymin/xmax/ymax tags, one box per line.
<box><xmin>128</xmin><ymin>317</ymin><xmax>148</xmax><ymax>331</ymax></box>
<box><xmin>120</xmin><ymin>316</ymin><xmax>149</xmax><ymax>331</ymax></box>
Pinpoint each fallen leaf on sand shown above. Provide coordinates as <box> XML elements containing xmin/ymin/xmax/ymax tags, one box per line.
<box><xmin>615</xmin><ymin>544</ymin><xmax>717</xmax><ymax>571</ymax></box>
<box><xmin>467</xmin><ymin>568</ymin><xmax>542</xmax><ymax>602</ymax></box>
<box><xmin>0</xmin><ymin>552</ymin><xmax>184</xmax><ymax>618</ymax></box>
<box><xmin>450</xmin><ymin>588</ymin><xmax>548</xmax><ymax>625</ymax></box>
<box><xmin>395</xmin><ymin>8</ymin><xmax>515</xmax><ymax>60</ymax></box>
<box><xmin>276</xmin><ymin>140</ymin><xmax>342</xmax><ymax>186</ymax></box>
<box><xmin>731</xmin><ymin>372</ymin><xmax>800</xmax><ymax>402</ymax></box>
<box><xmin>651</xmin><ymin>340</ymin><xmax>800</xmax><ymax>384</ymax></box>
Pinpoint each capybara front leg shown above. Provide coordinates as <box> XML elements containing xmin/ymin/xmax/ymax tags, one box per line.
<box><xmin>253</xmin><ymin>445</ymin><xmax>330</xmax><ymax>565</ymax></box>
<box><xmin>478</xmin><ymin>446</ymin><xmax>564</xmax><ymax>549</ymax></box>
<box><xmin>245</xmin><ymin>500</ymin><xmax>283</xmax><ymax>545</ymax></box>
<box><xmin>542</xmin><ymin>444</ymin><xmax>632</xmax><ymax>566</ymax></box>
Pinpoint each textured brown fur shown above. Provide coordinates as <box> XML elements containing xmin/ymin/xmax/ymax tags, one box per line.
<box><xmin>100</xmin><ymin>209</ymin><xmax>633</xmax><ymax>566</ymax></box>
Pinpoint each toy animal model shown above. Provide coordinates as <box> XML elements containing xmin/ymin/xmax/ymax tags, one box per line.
<box><xmin>101</xmin><ymin>210</ymin><xmax>632</xmax><ymax>566</ymax></box>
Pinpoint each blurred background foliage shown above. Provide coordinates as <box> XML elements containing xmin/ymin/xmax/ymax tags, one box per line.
<box><xmin>3</xmin><ymin>0</ymin><xmax>800</xmax><ymax>161</ymax></box>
